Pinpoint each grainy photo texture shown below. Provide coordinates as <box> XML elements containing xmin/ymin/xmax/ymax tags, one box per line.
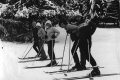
<box><xmin>0</xmin><ymin>0</ymin><xmax>120</xmax><ymax>80</ymax></box>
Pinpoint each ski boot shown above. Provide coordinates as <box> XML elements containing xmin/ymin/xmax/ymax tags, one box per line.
<box><xmin>88</xmin><ymin>67</ymin><xmax>101</xmax><ymax>77</ymax></box>
<box><xmin>39</xmin><ymin>56</ymin><xmax>47</xmax><ymax>60</ymax></box>
<box><xmin>35</xmin><ymin>53</ymin><xmax>41</xmax><ymax>57</ymax></box>
<box><xmin>71</xmin><ymin>65</ymin><xmax>86</xmax><ymax>71</ymax></box>
<box><xmin>46</xmin><ymin>60</ymin><xmax>57</xmax><ymax>67</ymax></box>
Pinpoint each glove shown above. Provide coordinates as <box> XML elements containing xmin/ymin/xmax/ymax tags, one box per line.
<box><xmin>45</xmin><ymin>35</ymin><xmax>48</xmax><ymax>39</ymax></box>
<box><xmin>51</xmin><ymin>34</ymin><xmax>56</xmax><ymax>39</ymax></box>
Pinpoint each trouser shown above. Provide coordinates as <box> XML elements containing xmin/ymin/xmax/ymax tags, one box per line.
<box><xmin>38</xmin><ymin>39</ymin><xmax>47</xmax><ymax>58</ymax></box>
<box><xmin>88</xmin><ymin>37</ymin><xmax>92</xmax><ymax>52</ymax></box>
<box><xmin>71</xmin><ymin>40</ymin><xmax>81</xmax><ymax>67</ymax></box>
<box><xmin>71</xmin><ymin>37</ymin><xmax>97</xmax><ymax>67</ymax></box>
<box><xmin>79</xmin><ymin>37</ymin><xmax>97</xmax><ymax>67</ymax></box>
<box><xmin>47</xmin><ymin>40</ymin><xmax>56</xmax><ymax>61</ymax></box>
<box><xmin>33</xmin><ymin>41</ymin><xmax>39</xmax><ymax>54</ymax></box>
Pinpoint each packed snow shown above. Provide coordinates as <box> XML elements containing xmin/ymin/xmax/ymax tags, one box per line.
<box><xmin>0</xmin><ymin>27</ymin><xmax>120</xmax><ymax>80</ymax></box>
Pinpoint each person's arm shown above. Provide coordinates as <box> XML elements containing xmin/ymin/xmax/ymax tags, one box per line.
<box><xmin>41</xmin><ymin>28</ymin><xmax>46</xmax><ymax>38</ymax></box>
<box><xmin>52</xmin><ymin>27</ymin><xmax>60</xmax><ymax>38</ymax></box>
<box><xmin>90</xmin><ymin>22</ymin><xmax>97</xmax><ymax>35</ymax></box>
<box><xmin>38</xmin><ymin>28</ymin><xmax>46</xmax><ymax>39</ymax></box>
<box><xmin>37</xmin><ymin>29</ymin><xmax>41</xmax><ymax>38</ymax></box>
<box><xmin>66</xmin><ymin>24</ymin><xmax>79</xmax><ymax>34</ymax></box>
<box><xmin>78</xmin><ymin>19</ymin><xmax>91</xmax><ymax>29</ymax></box>
<box><xmin>31</xmin><ymin>28</ymin><xmax>35</xmax><ymax>42</ymax></box>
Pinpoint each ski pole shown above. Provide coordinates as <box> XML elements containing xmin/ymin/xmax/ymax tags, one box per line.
<box><xmin>23</xmin><ymin>45</ymin><xmax>33</xmax><ymax>59</ymax></box>
<box><xmin>68</xmin><ymin>36</ymin><xmax>71</xmax><ymax>71</ymax></box>
<box><xmin>22</xmin><ymin>43</ymin><xmax>30</xmax><ymax>58</ymax></box>
<box><xmin>88</xmin><ymin>39</ymin><xmax>91</xmax><ymax>67</ymax></box>
<box><xmin>88</xmin><ymin>38</ymin><xmax>92</xmax><ymax>78</ymax></box>
<box><xmin>60</xmin><ymin>33</ymin><xmax>68</xmax><ymax>70</ymax></box>
<box><xmin>31</xmin><ymin>40</ymin><xmax>46</xmax><ymax>66</ymax></box>
<box><xmin>31</xmin><ymin>34</ymin><xmax>53</xmax><ymax>66</ymax></box>
<box><xmin>51</xmin><ymin>39</ymin><xmax>54</xmax><ymax>67</ymax></box>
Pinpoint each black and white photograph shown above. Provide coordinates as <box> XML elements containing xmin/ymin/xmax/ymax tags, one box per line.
<box><xmin>0</xmin><ymin>0</ymin><xmax>120</xmax><ymax>80</ymax></box>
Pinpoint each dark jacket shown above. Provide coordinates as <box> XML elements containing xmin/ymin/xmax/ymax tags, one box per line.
<box><xmin>70</xmin><ymin>21</ymin><xmax>97</xmax><ymax>41</ymax></box>
<box><xmin>32</xmin><ymin>27</ymin><xmax>39</xmax><ymax>42</ymax></box>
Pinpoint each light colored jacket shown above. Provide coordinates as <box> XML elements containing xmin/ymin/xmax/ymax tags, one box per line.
<box><xmin>38</xmin><ymin>28</ymin><xmax>46</xmax><ymax>40</ymax></box>
<box><xmin>46</xmin><ymin>27</ymin><xmax>60</xmax><ymax>41</ymax></box>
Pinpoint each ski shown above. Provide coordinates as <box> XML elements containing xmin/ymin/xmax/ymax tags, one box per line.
<box><xmin>18</xmin><ymin>57</ymin><xmax>63</xmax><ymax>63</ymax></box>
<box><xmin>18</xmin><ymin>59</ymin><xmax>40</xmax><ymax>63</ymax></box>
<box><xmin>44</xmin><ymin>66</ymin><xmax>104</xmax><ymax>74</ymax></box>
<box><xmin>54</xmin><ymin>73</ymin><xmax>120</xmax><ymax>80</ymax></box>
<box><xmin>25</xmin><ymin>64</ymin><xmax>70</xmax><ymax>69</ymax></box>
<box><xmin>18</xmin><ymin>56</ymin><xmax>40</xmax><ymax>60</ymax></box>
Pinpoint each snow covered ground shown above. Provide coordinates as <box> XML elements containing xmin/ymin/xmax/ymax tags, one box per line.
<box><xmin>0</xmin><ymin>27</ymin><xmax>120</xmax><ymax>80</ymax></box>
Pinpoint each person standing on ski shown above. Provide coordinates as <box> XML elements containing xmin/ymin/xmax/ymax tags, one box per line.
<box><xmin>78</xmin><ymin>18</ymin><xmax>100</xmax><ymax>77</ymax></box>
<box><xmin>45</xmin><ymin>20</ymin><xmax>60</xmax><ymax>67</ymax></box>
<box><xmin>59</xmin><ymin>20</ymin><xmax>81</xmax><ymax>71</ymax></box>
<box><xmin>59</xmin><ymin>18</ymin><xmax>100</xmax><ymax>76</ymax></box>
<box><xmin>32</xmin><ymin>21</ymin><xmax>40</xmax><ymax>57</ymax></box>
<box><xmin>37</xmin><ymin>22</ymin><xmax>47</xmax><ymax>60</ymax></box>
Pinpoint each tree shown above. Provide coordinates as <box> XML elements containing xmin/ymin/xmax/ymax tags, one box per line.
<box><xmin>0</xmin><ymin>0</ymin><xmax>7</xmax><ymax>4</ymax></box>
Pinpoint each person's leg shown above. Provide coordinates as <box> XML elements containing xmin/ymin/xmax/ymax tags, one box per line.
<box><xmin>88</xmin><ymin>36</ymin><xmax>92</xmax><ymax>51</ymax></box>
<box><xmin>71</xmin><ymin>40</ymin><xmax>81</xmax><ymax>69</ymax></box>
<box><xmin>47</xmin><ymin>40</ymin><xmax>56</xmax><ymax>60</ymax></box>
<box><xmin>87</xmin><ymin>37</ymin><xmax>100</xmax><ymax>76</ymax></box>
<box><xmin>47</xmin><ymin>40</ymin><xmax>57</xmax><ymax>66</ymax></box>
<box><xmin>86</xmin><ymin>37</ymin><xmax>97</xmax><ymax>67</ymax></box>
<box><xmin>47</xmin><ymin>41</ymin><xmax>51</xmax><ymax>59</ymax></box>
<box><xmin>51</xmin><ymin>40</ymin><xmax>56</xmax><ymax>61</ymax></box>
<box><xmin>86</xmin><ymin>54</ymin><xmax>97</xmax><ymax>67</ymax></box>
<box><xmin>80</xmin><ymin>38</ymin><xmax>97</xmax><ymax>67</ymax></box>
<box><xmin>33</xmin><ymin>41</ymin><xmax>39</xmax><ymax>56</ymax></box>
<box><xmin>38</xmin><ymin>40</ymin><xmax>47</xmax><ymax>60</ymax></box>
<box><xmin>79</xmin><ymin>39</ymin><xmax>88</xmax><ymax>68</ymax></box>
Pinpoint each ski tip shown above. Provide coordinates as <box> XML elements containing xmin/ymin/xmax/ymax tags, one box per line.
<box><xmin>18</xmin><ymin>61</ymin><xmax>29</xmax><ymax>63</ymax></box>
<box><xmin>18</xmin><ymin>57</ymin><xmax>24</xmax><ymax>60</ymax></box>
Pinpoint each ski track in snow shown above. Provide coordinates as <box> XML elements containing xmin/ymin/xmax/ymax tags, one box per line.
<box><xmin>0</xmin><ymin>28</ymin><xmax>120</xmax><ymax>80</ymax></box>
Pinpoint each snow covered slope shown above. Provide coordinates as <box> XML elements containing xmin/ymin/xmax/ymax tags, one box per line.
<box><xmin>1</xmin><ymin>28</ymin><xmax>120</xmax><ymax>80</ymax></box>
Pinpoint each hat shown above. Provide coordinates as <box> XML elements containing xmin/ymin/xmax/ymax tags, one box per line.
<box><xmin>36</xmin><ymin>22</ymin><xmax>41</xmax><ymax>27</ymax></box>
<box><xmin>45</xmin><ymin>20</ymin><xmax>52</xmax><ymax>25</ymax></box>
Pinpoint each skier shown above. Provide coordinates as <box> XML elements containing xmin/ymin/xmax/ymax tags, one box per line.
<box><xmin>37</xmin><ymin>22</ymin><xmax>47</xmax><ymax>60</ymax></box>
<box><xmin>59</xmin><ymin>19</ymin><xmax>81</xmax><ymax>71</ymax></box>
<box><xmin>45</xmin><ymin>20</ymin><xmax>60</xmax><ymax>67</ymax></box>
<box><xmin>59</xmin><ymin>18</ymin><xmax>100</xmax><ymax>76</ymax></box>
<box><xmin>32</xmin><ymin>21</ymin><xmax>40</xmax><ymax>57</ymax></box>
